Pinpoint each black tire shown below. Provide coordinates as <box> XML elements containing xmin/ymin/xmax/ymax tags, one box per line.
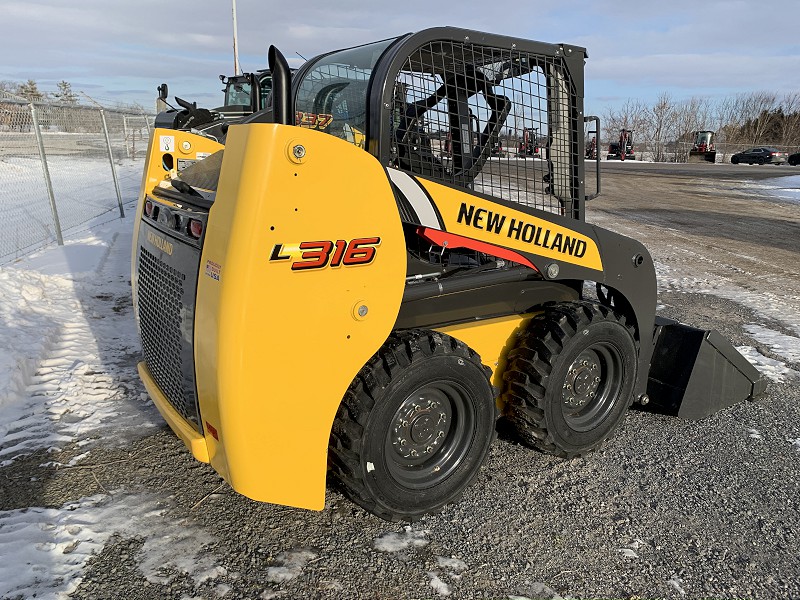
<box><xmin>757</xmin><ymin>157</ymin><xmax>765</xmax><ymax>165</ymax></box>
<box><xmin>329</xmin><ymin>330</ymin><xmax>497</xmax><ymax>521</ymax></box>
<box><xmin>501</xmin><ymin>302</ymin><xmax>637</xmax><ymax>458</ymax></box>
<box><xmin>731</xmin><ymin>156</ymin><xmax>739</xmax><ymax>164</ymax></box>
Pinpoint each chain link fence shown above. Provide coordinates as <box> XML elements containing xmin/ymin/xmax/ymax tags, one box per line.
<box><xmin>0</xmin><ymin>93</ymin><xmax>153</xmax><ymax>263</ymax></box>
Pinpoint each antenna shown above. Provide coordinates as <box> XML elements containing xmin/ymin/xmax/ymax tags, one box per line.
<box><xmin>232</xmin><ymin>0</ymin><xmax>241</xmax><ymax>75</ymax></box>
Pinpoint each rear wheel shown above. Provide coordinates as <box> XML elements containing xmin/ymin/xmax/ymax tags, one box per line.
<box><xmin>757</xmin><ymin>157</ymin><xmax>765</xmax><ymax>165</ymax></box>
<box><xmin>502</xmin><ymin>302</ymin><xmax>637</xmax><ymax>457</ymax></box>
<box><xmin>329</xmin><ymin>330</ymin><xmax>496</xmax><ymax>521</ymax></box>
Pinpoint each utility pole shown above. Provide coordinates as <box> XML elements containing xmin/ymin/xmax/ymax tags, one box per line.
<box><xmin>232</xmin><ymin>0</ymin><xmax>241</xmax><ymax>75</ymax></box>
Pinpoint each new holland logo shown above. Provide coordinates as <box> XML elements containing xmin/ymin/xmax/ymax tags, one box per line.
<box><xmin>147</xmin><ymin>231</ymin><xmax>173</xmax><ymax>256</ymax></box>
<box><xmin>269</xmin><ymin>237</ymin><xmax>380</xmax><ymax>271</ymax></box>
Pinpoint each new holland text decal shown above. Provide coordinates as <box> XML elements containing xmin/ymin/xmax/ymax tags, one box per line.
<box><xmin>147</xmin><ymin>230</ymin><xmax>173</xmax><ymax>256</ymax></box>
<box><xmin>417</xmin><ymin>179</ymin><xmax>603</xmax><ymax>271</ymax></box>
<box><xmin>270</xmin><ymin>237</ymin><xmax>380</xmax><ymax>271</ymax></box>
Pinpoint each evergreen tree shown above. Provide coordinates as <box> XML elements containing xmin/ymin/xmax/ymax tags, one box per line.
<box><xmin>54</xmin><ymin>80</ymin><xmax>78</xmax><ymax>104</ymax></box>
<box><xmin>16</xmin><ymin>79</ymin><xmax>44</xmax><ymax>101</ymax></box>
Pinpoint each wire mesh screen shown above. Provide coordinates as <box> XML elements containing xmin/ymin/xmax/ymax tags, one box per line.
<box><xmin>0</xmin><ymin>98</ymin><xmax>152</xmax><ymax>262</ymax></box>
<box><xmin>390</xmin><ymin>40</ymin><xmax>579</xmax><ymax>216</ymax></box>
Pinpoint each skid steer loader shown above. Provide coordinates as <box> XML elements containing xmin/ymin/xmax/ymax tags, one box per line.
<box><xmin>132</xmin><ymin>28</ymin><xmax>766</xmax><ymax>521</ymax></box>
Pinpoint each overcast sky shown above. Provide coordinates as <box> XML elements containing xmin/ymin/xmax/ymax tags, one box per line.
<box><xmin>2</xmin><ymin>0</ymin><xmax>799</xmax><ymax>114</ymax></box>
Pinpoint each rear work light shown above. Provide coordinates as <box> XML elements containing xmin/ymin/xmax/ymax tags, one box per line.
<box><xmin>188</xmin><ymin>219</ymin><xmax>204</xmax><ymax>239</ymax></box>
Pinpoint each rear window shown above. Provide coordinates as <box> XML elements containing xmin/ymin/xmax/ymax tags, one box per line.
<box><xmin>294</xmin><ymin>38</ymin><xmax>395</xmax><ymax>148</ymax></box>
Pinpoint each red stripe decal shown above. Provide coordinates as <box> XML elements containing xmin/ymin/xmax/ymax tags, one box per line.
<box><xmin>416</xmin><ymin>227</ymin><xmax>538</xmax><ymax>271</ymax></box>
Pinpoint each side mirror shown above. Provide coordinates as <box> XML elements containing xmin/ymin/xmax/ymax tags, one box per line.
<box><xmin>157</xmin><ymin>83</ymin><xmax>169</xmax><ymax>100</ymax></box>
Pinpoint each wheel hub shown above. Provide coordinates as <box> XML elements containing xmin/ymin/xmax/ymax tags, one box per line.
<box><xmin>392</xmin><ymin>399</ymin><xmax>447</xmax><ymax>459</ymax></box>
<box><xmin>563</xmin><ymin>357</ymin><xmax>601</xmax><ymax>409</ymax></box>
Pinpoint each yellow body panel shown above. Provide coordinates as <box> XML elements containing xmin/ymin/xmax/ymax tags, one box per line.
<box><xmin>435</xmin><ymin>314</ymin><xmax>534</xmax><ymax>401</ymax></box>
<box><xmin>138</xmin><ymin>362</ymin><xmax>209</xmax><ymax>463</ymax></box>
<box><xmin>193</xmin><ymin>124</ymin><xmax>406</xmax><ymax>510</ymax></box>
<box><xmin>419</xmin><ymin>178</ymin><xmax>603</xmax><ymax>271</ymax></box>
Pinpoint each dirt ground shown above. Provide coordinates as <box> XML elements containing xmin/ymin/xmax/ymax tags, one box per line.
<box><xmin>589</xmin><ymin>162</ymin><xmax>800</xmax><ymax>311</ymax></box>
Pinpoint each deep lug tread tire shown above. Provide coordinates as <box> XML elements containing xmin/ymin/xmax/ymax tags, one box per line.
<box><xmin>329</xmin><ymin>330</ymin><xmax>497</xmax><ymax>521</ymax></box>
<box><xmin>501</xmin><ymin>301</ymin><xmax>637</xmax><ymax>458</ymax></box>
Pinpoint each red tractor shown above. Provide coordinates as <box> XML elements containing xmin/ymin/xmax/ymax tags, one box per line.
<box><xmin>606</xmin><ymin>129</ymin><xmax>635</xmax><ymax>160</ymax></box>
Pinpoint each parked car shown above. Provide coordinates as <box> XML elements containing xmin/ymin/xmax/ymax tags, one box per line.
<box><xmin>730</xmin><ymin>147</ymin><xmax>788</xmax><ymax>165</ymax></box>
<box><xmin>789</xmin><ymin>152</ymin><xmax>800</xmax><ymax>166</ymax></box>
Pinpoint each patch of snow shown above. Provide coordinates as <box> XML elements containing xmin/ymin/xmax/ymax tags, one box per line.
<box><xmin>436</xmin><ymin>556</ymin><xmax>467</xmax><ymax>573</ymax></box>
<box><xmin>265</xmin><ymin>548</ymin><xmax>318</xmax><ymax>583</ymax></box>
<box><xmin>373</xmin><ymin>526</ymin><xmax>430</xmax><ymax>552</ymax></box>
<box><xmin>509</xmin><ymin>582</ymin><xmax>564</xmax><ymax>600</ymax></box>
<box><xmin>0</xmin><ymin>491</ymin><xmax>222</xmax><ymax>600</ymax></box>
<box><xmin>736</xmin><ymin>346</ymin><xmax>799</xmax><ymax>383</ymax></box>
<box><xmin>747</xmin><ymin>428</ymin><xmax>763</xmax><ymax>440</ymax></box>
<box><xmin>668</xmin><ymin>573</ymin><xmax>687</xmax><ymax>596</ymax></box>
<box><xmin>743</xmin><ymin>175</ymin><xmax>800</xmax><ymax>204</ymax></box>
<box><xmin>0</xmin><ymin>217</ymin><xmax>162</xmax><ymax>461</ymax></box>
<box><xmin>744</xmin><ymin>324</ymin><xmax>800</xmax><ymax>364</ymax></box>
<box><xmin>617</xmin><ymin>548</ymin><xmax>639</xmax><ymax>558</ymax></box>
<box><xmin>428</xmin><ymin>571</ymin><xmax>451</xmax><ymax>596</ymax></box>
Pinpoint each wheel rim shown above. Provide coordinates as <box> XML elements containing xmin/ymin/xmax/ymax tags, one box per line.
<box><xmin>384</xmin><ymin>381</ymin><xmax>474</xmax><ymax>490</ymax></box>
<box><xmin>561</xmin><ymin>342</ymin><xmax>625</xmax><ymax>431</ymax></box>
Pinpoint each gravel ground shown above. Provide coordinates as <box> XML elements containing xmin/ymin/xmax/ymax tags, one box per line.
<box><xmin>2</xmin><ymin>163</ymin><xmax>799</xmax><ymax>599</ymax></box>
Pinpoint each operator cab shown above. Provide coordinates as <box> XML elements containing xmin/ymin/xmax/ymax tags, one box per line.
<box><xmin>289</xmin><ymin>30</ymin><xmax>584</xmax><ymax>219</ymax></box>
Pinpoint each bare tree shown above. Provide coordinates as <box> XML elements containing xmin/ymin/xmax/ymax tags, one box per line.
<box><xmin>603</xmin><ymin>98</ymin><xmax>648</xmax><ymax>152</ymax></box>
<box><xmin>671</xmin><ymin>97</ymin><xmax>712</xmax><ymax>162</ymax></box>
<box><xmin>645</xmin><ymin>92</ymin><xmax>677</xmax><ymax>162</ymax></box>
<box><xmin>777</xmin><ymin>92</ymin><xmax>800</xmax><ymax>148</ymax></box>
<box><xmin>737</xmin><ymin>91</ymin><xmax>777</xmax><ymax>145</ymax></box>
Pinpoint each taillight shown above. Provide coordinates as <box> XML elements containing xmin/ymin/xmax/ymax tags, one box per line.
<box><xmin>188</xmin><ymin>219</ymin><xmax>203</xmax><ymax>239</ymax></box>
<box><xmin>144</xmin><ymin>200</ymin><xmax>154</xmax><ymax>217</ymax></box>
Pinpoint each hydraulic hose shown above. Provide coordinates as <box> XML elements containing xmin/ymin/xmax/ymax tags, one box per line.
<box><xmin>402</xmin><ymin>266</ymin><xmax>535</xmax><ymax>303</ymax></box>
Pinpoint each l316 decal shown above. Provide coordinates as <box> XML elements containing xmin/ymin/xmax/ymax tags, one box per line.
<box><xmin>270</xmin><ymin>237</ymin><xmax>381</xmax><ymax>271</ymax></box>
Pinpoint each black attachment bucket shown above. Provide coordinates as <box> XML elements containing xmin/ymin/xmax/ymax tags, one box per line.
<box><xmin>645</xmin><ymin>317</ymin><xmax>768</xmax><ymax>420</ymax></box>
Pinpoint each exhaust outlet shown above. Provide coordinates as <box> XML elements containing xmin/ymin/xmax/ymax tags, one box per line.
<box><xmin>268</xmin><ymin>45</ymin><xmax>292</xmax><ymax>125</ymax></box>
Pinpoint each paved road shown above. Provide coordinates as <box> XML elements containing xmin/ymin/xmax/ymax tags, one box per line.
<box><xmin>3</xmin><ymin>163</ymin><xmax>800</xmax><ymax>600</ymax></box>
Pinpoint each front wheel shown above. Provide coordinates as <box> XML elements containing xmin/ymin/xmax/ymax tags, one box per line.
<box><xmin>502</xmin><ymin>302</ymin><xmax>637</xmax><ymax>457</ymax></box>
<box><xmin>329</xmin><ymin>330</ymin><xmax>497</xmax><ymax>521</ymax></box>
<box><xmin>731</xmin><ymin>156</ymin><xmax>739</xmax><ymax>164</ymax></box>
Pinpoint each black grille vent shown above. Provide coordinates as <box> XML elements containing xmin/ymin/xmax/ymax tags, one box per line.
<box><xmin>137</xmin><ymin>245</ymin><xmax>201</xmax><ymax>431</ymax></box>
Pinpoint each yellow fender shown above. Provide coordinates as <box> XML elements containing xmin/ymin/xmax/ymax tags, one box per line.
<box><xmin>193</xmin><ymin>124</ymin><xmax>406</xmax><ymax>510</ymax></box>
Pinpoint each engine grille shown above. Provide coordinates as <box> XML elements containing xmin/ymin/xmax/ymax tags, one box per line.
<box><xmin>137</xmin><ymin>245</ymin><xmax>201</xmax><ymax>432</ymax></box>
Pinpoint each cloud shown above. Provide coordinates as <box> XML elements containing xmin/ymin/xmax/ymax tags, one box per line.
<box><xmin>1</xmin><ymin>0</ymin><xmax>799</xmax><ymax>111</ymax></box>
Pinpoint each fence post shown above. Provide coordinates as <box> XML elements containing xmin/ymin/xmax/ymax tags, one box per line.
<box><xmin>123</xmin><ymin>114</ymin><xmax>132</xmax><ymax>159</ymax></box>
<box><xmin>99</xmin><ymin>108</ymin><xmax>125</xmax><ymax>218</ymax></box>
<box><xmin>30</xmin><ymin>102</ymin><xmax>64</xmax><ymax>245</ymax></box>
